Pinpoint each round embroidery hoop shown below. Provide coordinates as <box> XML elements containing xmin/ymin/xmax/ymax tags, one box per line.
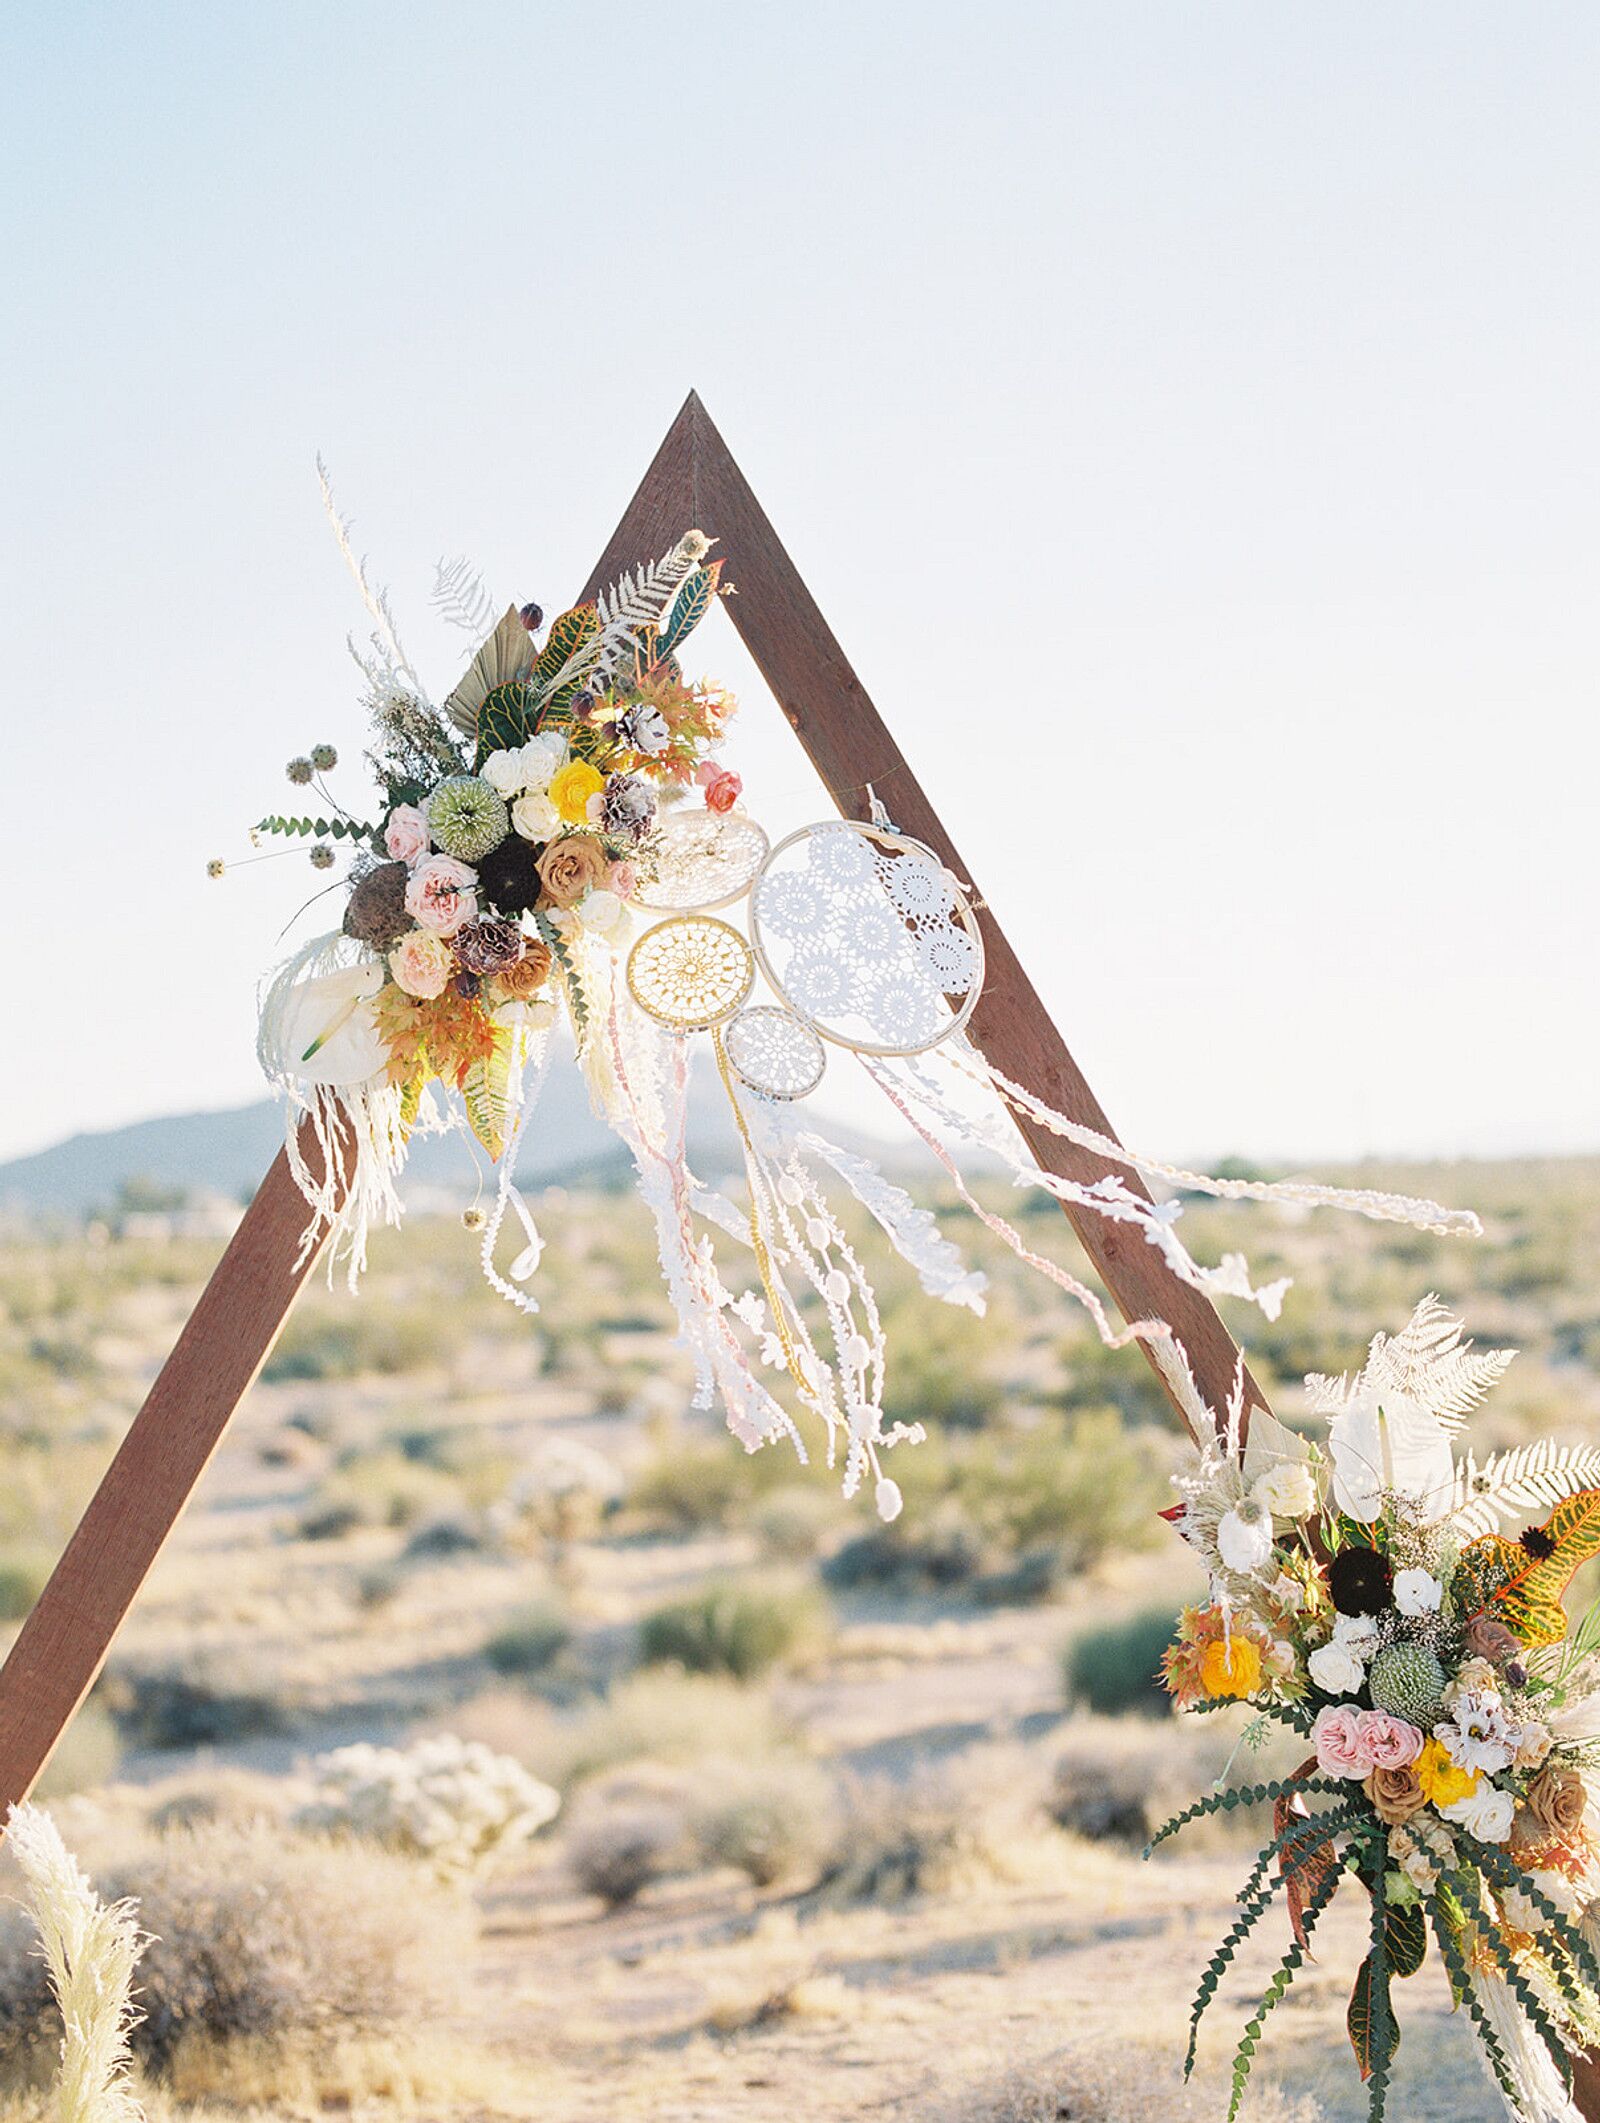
<box><xmin>626</xmin><ymin>913</ymin><xmax>756</xmax><ymax>1031</ymax></box>
<box><xmin>723</xmin><ymin>1004</ymin><xmax>828</xmax><ymax>1101</ymax></box>
<box><xmin>748</xmin><ymin>820</ymin><xmax>985</xmax><ymax>1057</ymax></box>
<box><xmin>633</xmin><ymin>809</ymin><xmax>771</xmax><ymax>913</ymax></box>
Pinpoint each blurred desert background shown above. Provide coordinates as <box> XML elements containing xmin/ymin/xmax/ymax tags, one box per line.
<box><xmin>0</xmin><ymin>1084</ymin><xmax>1594</xmax><ymax>2122</ymax></box>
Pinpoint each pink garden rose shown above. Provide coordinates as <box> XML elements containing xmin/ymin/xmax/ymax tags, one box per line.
<box><xmin>388</xmin><ymin>929</ymin><xmax>453</xmax><ymax>1000</ymax></box>
<box><xmin>1312</xmin><ymin>1704</ymin><xmax>1373</xmax><ymax>1779</ymax></box>
<box><xmin>702</xmin><ymin>767</ymin><xmax>743</xmax><ymax>815</ymax></box>
<box><xmin>1357</xmin><ymin>1710</ymin><xmax>1423</xmax><ymax>1770</ymax></box>
<box><xmin>384</xmin><ymin>803</ymin><xmax>431</xmax><ymax>864</ymax></box>
<box><xmin>609</xmin><ymin>860</ymin><xmax>638</xmax><ymax>902</ymax></box>
<box><xmin>404</xmin><ymin>854</ymin><xmax>478</xmax><ymax>937</ymax></box>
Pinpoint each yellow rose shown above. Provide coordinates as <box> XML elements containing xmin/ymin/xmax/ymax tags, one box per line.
<box><xmin>1199</xmin><ymin>1636</ymin><xmax>1262</xmax><ymax>1700</ymax></box>
<box><xmin>1416</xmin><ymin>1737</ymin><xmax>1479</xmax><ymax>1810</ymax></box>
<box><xmin>549</xmin><ymin>760</ymin><xmax>604</xmax><ymax>825</ymax></box>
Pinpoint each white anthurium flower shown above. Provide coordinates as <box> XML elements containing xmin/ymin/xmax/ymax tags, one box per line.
<box><xmin>269</xmin><ymin>962</ymin><xmax>387</xmax><ymax>1088</ymax></box>
<box><xmin>1308</xmin><ymin>1641</ymin><xmax>1365</xmax><ymax>1697</ymax></box>
<box><xmin>1394</xmin><ymin>1567</ymin><xmax>1444</xmax><ymax>1618</ymax></box>
<box><xmin>1217</xmin><ymin>1500</ymin><xmax>1275</xmax><ymax>1577</ymax></box>
<box><xmin>1327</xmin><ymin>1386</ymin><xmax>1456</xmax><ymax>1523</ymax></box>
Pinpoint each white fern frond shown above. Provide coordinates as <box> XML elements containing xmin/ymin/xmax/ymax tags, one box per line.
<box><xmin>1305</xmin><ymin>1296</ymin><xmax>1514</xmax><ymax>1433</ymax></box>
<box><xmin>430</xmin><ymin>555</ymin><xmax>499</xmax><ymax>638</ymax></box>
<box><xmin>7</xmin><ymin>1802</ymin><xmax>147</xmax><ymax>2123</ymax></box>
<box><xmin>316</xmin><ymin>456</ymin><xmax>425</xmax><ymax>703</ymax></box>
<box><xmin>1443</xmin><ymin>1440</ymin><xmax>1600</xmax><ymax>1540</ymax></box>
<box><xmin>591</xmin><ymin>532</ymin><xmax>710</xmax><ymax>680</ymax></box>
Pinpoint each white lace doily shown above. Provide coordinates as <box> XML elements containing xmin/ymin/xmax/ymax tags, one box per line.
<box><xmin>634</xmin><ymin>810</ymin><xmax>771</xmax><ymax>912</ymax></box>
<box><xmin>627</xmin><ymin>915</ymin><xmax>755</xmax><ymax>1030</ymax></box>
<box><xmin>748</xmin><ymin>821</ymin><xmax>984</xmax><ymax>1056</ymax></box>
<box><xmin>723</xmin><ymin>1006</ymin><xmax>827</xmax><ymax>1100</ymax></box>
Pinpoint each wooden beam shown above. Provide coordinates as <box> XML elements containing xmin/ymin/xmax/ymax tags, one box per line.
<box><xmin>587</xmin><ymin>391</ymin><xmax>1267</xmax><ymax>1435</ymax></box>
<box><xmin>0</xmin><ymin>1130</ymin><xmax>341</xmax><ymax>1816</ymax></box>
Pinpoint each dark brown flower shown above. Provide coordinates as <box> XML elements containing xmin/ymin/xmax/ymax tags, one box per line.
<box><xmin>342</xmin><ymin>862</ymin><xmax>412</xmax><ymax>950</ymax></box>
<box><xmin>475</xmin><ymin>834</ymin><xmax>544</xmax><ymax>917</ymax></box>
<box><xmin>453</xmin><ymin>918</ymin><xmax>525</xmax><ymax>975</ymax></box>
<box><xmin>1328</xmin><ymin>1545</ymin><xmax>1393</xmax><ymax>1617</ymax></box>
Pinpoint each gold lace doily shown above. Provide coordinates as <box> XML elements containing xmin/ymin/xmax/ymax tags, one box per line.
<box><xmin>626</xmin><ymin>915</ymin><xmax>755</xmax><ymax>1030</ymax></box>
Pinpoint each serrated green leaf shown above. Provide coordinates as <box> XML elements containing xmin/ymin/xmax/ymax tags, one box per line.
<box><xmin>462</xmin><ymin>1027</ymin><xmax>515</xmax><ymax>1161</ymax></box>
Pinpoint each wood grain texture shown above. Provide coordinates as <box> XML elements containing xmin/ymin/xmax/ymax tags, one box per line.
<box><xmin>586</xmin><ymin>391</ymin><xmax>1267</xmax><ymax>1438</ymax></box>
<box><xmin>0</xmin><ymin>1131</ymin><xmax>338</xmax><ymax>1817</ymax></box>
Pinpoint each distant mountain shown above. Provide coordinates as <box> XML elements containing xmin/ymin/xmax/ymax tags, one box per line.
<box><xmin>0</xmin><ymin>1050</ymin><xmax>754</xmax><ymax>1220</ymax></box>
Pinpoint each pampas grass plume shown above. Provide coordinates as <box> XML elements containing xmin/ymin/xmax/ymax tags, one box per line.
<box><xmin>6</xmin><ymin>1802</ymin><xmax>146</xmax><ymax>2123</ymax></box>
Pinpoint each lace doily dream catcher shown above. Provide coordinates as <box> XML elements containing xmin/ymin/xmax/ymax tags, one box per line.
<box><xmin>209</xmin><ymin>480</ymin><xmax>1594</xmax><ymax>2123</ymax></box>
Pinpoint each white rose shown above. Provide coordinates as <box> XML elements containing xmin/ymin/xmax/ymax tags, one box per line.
<box><xmin>1439</xmin><ymin>1783</ymin><xmax>1515</xmax><ymax>1844</ymax></box>
<box><xmin>512</xmin><ymin>790</ymin><xmax>561</xmax><ymax>840</ymax></box>
<box><xmin>574</xmin><ymin>888</ymin><xmax>626</xmax><ymax>936</ymax></box>
<box><xmin>1252</xmin><ymin>1461</ymin><xmax>1318</xmax><ymax>1521</ymax></box>
<box><xmin>1332</xmin><ymin>1612</ymin><xmax>1382</xmax><ymax>1658</ymax></box>
<box><xmin>481</xmin><ymin>748</ymin><xmax>529</xmax><ymax>797</ymax></box>
<box><xmin>1217</xmin><ymin>1503</ymin><xmax>1274</xmax><ymax>1576</ymax></box>
<box><xmin>1308</xmin><ymin>1641</ymin><xmax>1365</xmax><ymax>1697</ymax></box>
<box><xmin>1394</xmin><ymin>1568</ymin><xmax>1443</xmax><ymax>1618</ymax></box>
<box><xmin>518</xmin><ymin>735</ymin><xmax>566</xmax><ymax>788</ymax></box>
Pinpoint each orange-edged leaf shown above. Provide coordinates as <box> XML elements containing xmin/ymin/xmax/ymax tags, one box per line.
<box><xmin>475</xmin><ymin>679</ymin><xmax>535</xmax><ymax>764</ymax></box>
<box><xmin>1275</xmin><ymin>1755</ymin><xmax>1336</xmax><ymax>1950</ymax></box>
<box><xmin>1347</xmin><ymin>1953</ymin><xmax>1398</xmax><ymax>2081</ymax></box>
<box><xmin>1455</xmin><ymin>1489</ymin><xmax>1600</xmax><ymax>1648</ymax></box>
<box><xmin>397</xmin><ymin>1067</ymin><xmax>430</xmax><ymax>1134</ymax></box>
<box><xmin>533</xmin><ymin>604</ymin><xmax>600</xmax><ymax>709</ymax></box>
<box><xmin>461</xmin><ymin>1026</ymin><xmax>515</xmax><ymax>1160</ymax></box>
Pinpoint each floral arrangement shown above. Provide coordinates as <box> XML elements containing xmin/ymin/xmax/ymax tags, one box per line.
<box><xmin>218</xmin><ymin>484</ymin><xmax>1482</xmax><ymax>1525</ymax></box>
<box><xmin>293</xmin><ymin>1733</ymin><xmax>560</xmax><ymax>1877</ymax></box>
<box><xmin>1155</xmin><ymin>1298</ymin><xmax>1600</xmax><ymax>2123</ymax></box>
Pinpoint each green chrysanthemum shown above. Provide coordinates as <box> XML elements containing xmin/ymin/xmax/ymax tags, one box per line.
<box><xmin>426</xmin><ymin>775</ymin><xmax>509</xmax><ymax>862</ymax></box>
<box><xmin>1367</xmin><ymin>1642</ymin><xmax>1446</xmax><ymax>1727</ymax></box>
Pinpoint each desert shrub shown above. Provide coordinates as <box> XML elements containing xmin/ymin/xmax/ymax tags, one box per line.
<box><xmin>689</xmin><ymin>1753</ymin><xmax>837</xmax><ymax>1887</ymax></box>
<box><xmin>297</xmin><ymin>1451</ymin><xmax>459</xmax><ymax>1540</ymax></box>
<box><xmin>565</xmin><ymin>1797</ymin><xmax>684</xmax><ymax>1907</ymax></box>
<box><xmin>823</xmin><ymin>1499</ymin><xmax>988</xmax><ymax>1594</ymax></box>
<box><xmin>105</xmin><ymin>1665</ymin><xmax>293</xmax><ymax>1751</ymax></box>
<box><xmin>927</xmin><ymin>2045</ymin><xmax>1318</xmax><ymax>2123</ymax></box>
<box><xmin>626</xmin><ymin>1436</ymin><xmax>789</xmax><ymax>1531</ymax></box>
<box><xmin>262</xmin><ymin>1303</ymin><xmax>442</xmax><ymax>1382</ymax></box>
<box><xmin>0</xmin><ymin>1554</ymin><xmax>49</xmax><ymax>1622</ymax></box>
<box><xmin>815</xmin><ymin>1771</ymin><xmax>988</xmax><ymax>1904</ymax></box>
<box><xmin>484</xmin><ymin>1598</ymin><xmax>571</xmax><ymax>1678</ymax></box>
<box><xmin>880</xmin><ymin>1301</ymin><xmax>1008</xmax><ymax>1430</ymax></box>
<box><xmin>293</xmin><ymin>1735</ymin><xmax>559</xmax><ymax>1876</ymax></box>
<box><xmin>401</xmin><ymin>1510</ymin><xmax>486</xmax><ymax>1559</ymax></box>
<box><xmin>528</xmin><ymin>1670</ymin><xmax>793</xmax><ymax>1789</ymax></box>
<box><xmin>1047</xmin><ymin>1714</ymin><xmax>1278</xmax><ymax>1850</ymax></box>
<box><xmin>106</xmin><ymin>1824</ymin><xmax>476</xmax><ymax>2069</ymax></box>
<box><xmin>750</xmin><ymin>1483</ymin><xmax>839</xmax><ymax>1559</ymax></box>
<box><xmin>639</xmin><ymin>1578</ymin><xmax>830</xmax><ymax>1681</ymax></box>
<box><xmin>1062</xmin><ymin>1607</ymin><xmax>1177</xmax><ymax>1718</ymax></box>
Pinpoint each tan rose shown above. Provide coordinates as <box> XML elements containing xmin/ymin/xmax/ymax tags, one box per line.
<box><xmin>1514</xmin><ymin>1723</ymin><xmax>1554</xmax><ymax>1773</ymax></box>
<box><xmin>1365</xmin><ymin>1764</ymin><xmax>1428</xmax><ymax>1826</ymax></box>
<box><xmin>1525</xmin><ymin>1765</ymin><xmax>1587</xmax><ymax>1847</ymax></box>
<box><xmin>1466</xmin><ymin>1616</ymin><xmax>1523</xmax><ymax>1665</ymax></box>
<box><xmin>494</xmin><ymin>939</ymin><xmax>552</xmax><ymax>1001</ymax></box>
<box><xmin>535</xmin><ymin>835</ymin><xmax>608</xmax><ymax>908</ymax></box>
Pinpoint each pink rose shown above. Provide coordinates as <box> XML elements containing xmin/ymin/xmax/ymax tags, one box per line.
<box><xmin>1312</xmin><ymin>1703</ymin><xmax>1373</xmax><ymax>1780</ymax></box>
<box><xmin>385</xmin><ymin>804</ymin><xmax>431</xmax><ymax>864</ymax></box>
<box><xmin>404</xmin><ymin>854</ymin><xmax>478</xmax><ymax>937</ymax></box>
<box><xmin>703</xmin><ymin>768</ymin><xmax>742</xmax><ymax>815</ymax></box>
<box><xmin>1357</xmin><ymin>1710</ymin><xmax>1423</xmax><ymax>1770</ymax></box>
<box><xmin>610</xmin><ymin>861</ymin><xmax>638</xmax><ymax>902</ymax></box>
<box><xmin>388</xmin><ymin>929</ymin><xmax>453</xmax><ymax>1000</ymax></box>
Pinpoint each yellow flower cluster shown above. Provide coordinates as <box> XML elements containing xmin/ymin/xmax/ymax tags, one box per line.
<box><xmin>549</xmin><ymin>760</ymin><xmax>604</xmax><ymax>824</ymax></box>
<box><xmin>1416</xmin><ymin>1737</ymin><xmax>1478</xmax><ymax>1809</ymax></box>
<box><xmin>1199</xmin><ymin>1636</ymin><xmax>1263</xmax><ymax>1700</ymax></box>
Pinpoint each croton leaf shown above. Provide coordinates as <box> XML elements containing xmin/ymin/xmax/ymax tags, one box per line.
<box><xmin>1384</xmin><ymin>1902</ymin><xmax>1427</xmax><ymax>1978</ymax></box>
<box><xmin>475</xmin><ymin>680</ymin><xmax>534</xmax><ymax>765</ymax></box>
<box><xmin>1347</xmin><ymin>1952</ymin><xmax>1399</xmax><ymax>2082</ymax></box>
<box><xmin>1274</xmin><ymin>1759</ymin><xmax>1337</xmax><ymax>1950</ymax></box>
<box><xmin>533</xmin><ymin>604</ymin><xmax>601</xmax><ymax>709</ymax></box>
<box><xmin>655</xmin><ymin>560</ymin><xmax>722</xmax><ymax>658</ymax></box>
<box><xmin>1454</xmin><ymin>1489</ymin><xmax>1600</xmax><ymax>1647</ymax></box>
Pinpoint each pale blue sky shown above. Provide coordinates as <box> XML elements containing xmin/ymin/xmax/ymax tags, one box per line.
<box><xmin>2</xmin><ymin>4</ymin><xmax>1596</xmax><ymax>1166</ymax></box>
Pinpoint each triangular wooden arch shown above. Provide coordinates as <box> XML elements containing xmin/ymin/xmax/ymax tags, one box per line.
<box><xmin>0</xmin><ymin>391</ymin><xmax>1267</xmax><ymax>1814</ymax></box>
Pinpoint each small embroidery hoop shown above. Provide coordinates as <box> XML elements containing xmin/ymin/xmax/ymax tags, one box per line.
<box><xmin>748</xmin><ymin>820</ymin><xmax>985</xmax><ymax>1057</ymax></box>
